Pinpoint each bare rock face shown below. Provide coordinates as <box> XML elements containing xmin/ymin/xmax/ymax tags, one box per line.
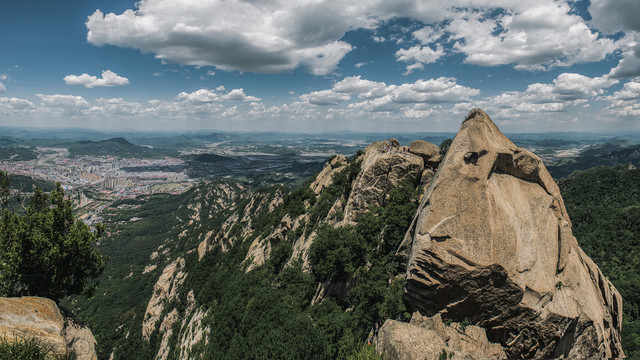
<box><xmin>143</xmin><ymin>257</ymin><xmax>187</xmax><ymax>341</ymax></box>
<box><xmin>0</xmin><ymin>297</ymin><xmax>97</xmax><ymax>360</ymax></box>
<box><xmin>397</xmin><ymin>109</ymin><xmax>623</xmax><ymax>358</ymax></box>
<box><xmin>409</xmin><ymin>140</ymin><xmax>441</xmax><ymax>165</ymax></box>
<box><xmin>310</xmin><ymin>154</ymin><xmax>347</xmax><ymax>194</ymax></box>
<box><xmin>377</xmin><ymin>313</ymin><xmax>505</xmax><ymax>360</ymax></box>
<box><xmin>343</xmin><ymin>139</ymin><xmax>423</xmax><ymax>222</ymax></box>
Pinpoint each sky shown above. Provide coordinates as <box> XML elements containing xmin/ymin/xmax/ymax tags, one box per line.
<box><xmin>1</xmin><ymin>0</ymin><xmax>640</xmax><ymax>133</ymax></box>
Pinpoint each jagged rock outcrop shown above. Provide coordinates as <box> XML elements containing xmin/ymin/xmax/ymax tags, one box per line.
<box><xmin>343</xmin><ymin>139</ymin><xmax>423</xmax><ymax>222</ymax></box>
<box><xmin>394</xmin><ymin>109</ymin><xmax>623</xmax><ymax>358</ymax></box>
<box><xmin>143</xmin><ymin>257</ymin><xmax>187</xmax><ymax>341</ymax></box>
<box><xmin>310</xmin><ymin>154</ymin><xmax>347</xmax><ymax>194</ymax></box>
<box><xmin>0</xmin><ymin>297</ymin><xmax>97</xmax><ymax>360</ymax></box>
<box><xmin>377</xmin><ymin>313</ymin><xmax>505</xmax><ymax>360</ymax></box>
<box><xmin>409</xmin><ymin>140</ymin><xmax>441</xmax><ymax>165</ymax></box>
<box><xmin>244</xmin><ymin>213</ymin><xmax>299</xmax><ymax>272</ymax></box>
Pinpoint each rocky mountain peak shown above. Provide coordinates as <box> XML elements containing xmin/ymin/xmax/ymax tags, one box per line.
<box><xmin>390</xmin><ymin>109</ymin><xmax>623</xmax><ymax>358</ymax></box>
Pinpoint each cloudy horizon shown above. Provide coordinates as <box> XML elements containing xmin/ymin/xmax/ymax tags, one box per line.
<box><xmin>2</xmin><ymin>0</ymin><xmax>640</xmax><ymax>133</ymax></box>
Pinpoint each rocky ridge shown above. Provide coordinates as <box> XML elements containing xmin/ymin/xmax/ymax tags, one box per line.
<box><xmin>80</xmin><ymin>110</ymin><xmax>624</xmax><ymax>359</ymax></box>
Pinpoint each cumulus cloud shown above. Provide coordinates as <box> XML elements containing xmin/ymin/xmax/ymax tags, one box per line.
<box><xmin>0</xmin><ymin>97</ymin><xmax>35</xmax><ymax>112</ymax></box>
<box><xmin>300</xmin><ymin>76</ymin><xmax>479</xmax><ymax>110</ymax></box>
<box><xmin>600</xmin><ymin>79</ymin><xmax>640</xmax><ymax>117</ymax></box>
<box><xmin>396</xmin><ymin>45</ymin><xmax>445</xmax><ymax>74</ymax></box>
<box><xmin>176</xmin><ymin>88</ymin><xmax>260</xmax><ymax>103</ymax></box>
<box><xmin>444</xmin><ymin>3</ymin><xmax>616</xmax><ymax>70</ymax></box>
<box><xmin>64</xmin><ymin>70</ymin><xmax>129</xmax><ymax>88</ymax></box>
<box><xmin>300</xmin><ymin>90</ymin><xmax>352</xmax><ymax>106</ymax></box>
<box><xmin>85</xmin><ymin>0</ymin><xmax>620</xmax><ymax>76</ymax></box>
<box><xmin>86</xmin><ymin>2</ymin><xmax>356</xmax><ymax>75</ymax></box>
<box><xmin>589</xmin><ymin>0</ymin><xmax>640</xmax><ymax>35</ymax></box>
<box><xmin>37</xmin><ymin>94</ymin><xmax>90</xmax><ymax>108</ymax></box>
<box><xmin>589</xmin><ymin>1</ymin><xmax>640</xmax><ymax>78</ymax></box>
<box><xmin>464</xmin><ymin>73</ymin><xmax>617</xmax><ymax>117</ymax></box>
<box><xmin>87</xmin><ymin>98</ymin><xmax>146</xmax><ymax>117</ymax></box>
<box><xmin>606</xmin><ymin>33</ymin><xmax>640</xmax><ymax>78</ymax></box>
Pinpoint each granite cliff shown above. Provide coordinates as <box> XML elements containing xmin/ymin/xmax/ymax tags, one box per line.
<box><xmin>388</xmin><ymin>109</ymin><xmax>623</xmax><ymax>359</ymax></box>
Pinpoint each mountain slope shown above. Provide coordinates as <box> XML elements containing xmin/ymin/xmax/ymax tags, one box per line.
<box><xmin>63</xmin><ymin>110</ymin><xmax>628</xmax><ymax>359</ymax></box>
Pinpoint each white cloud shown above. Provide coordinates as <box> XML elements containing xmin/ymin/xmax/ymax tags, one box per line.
<box><xmin>603</xmin><ymin>80</ymin><xmax>640</xmax><ymax>101</ymax></box>
<box><xmin>0</xmin><ymin>97</ymin><xmax>35</xmax><ymax>112</ymax></box>
<box><xmin>332</xmin><ymin>76</ymin><xmax>388</xmax><ymax>97</ymax></box>
<box><xmin>221</xmin><ymin>88</ymin><xmax>260</xmax><ymax>101</ymax></box>
<box><xmin>551</xmin><ymin>73</ymin><xmax>618</xmax><ymax>100</ymax></box>
<box><xmin>176</xmin><ymin>88</ymin><xmax>261</xmax><ymax>103</ymax></box>
<box><xmin>444</xmin><ymin>3</ymin><xmax>616</xmax><ymax>70</ymax></box>
<box><xmin>0</xmin><ymin>74</ymin><xmax>8</xmax><ymax>93</ymax></box>
<box><xmin>64</xmin><ymin>70</ymin><xmax>129</xmax><ymax>88</ymax></box>
<box><xmin>300</xmin><ymin>76</ymin><xmax>479</xmax><ymax>110</ymax></box>
<box><xmin>300</xmin><ymin>90</ymin><xmax>351</xmax><ymax>106</ymax></box>
<box><xmin>88</xmin><ymin>98</ymin><xmax>146</xmax><ymax>116</ymax></box>
<box><xmin>463</xmin><ymin>72</ymin><xmax>617</xmax><ymax>118</ymax></box>
<box><xmin>589</xmin><ymin>0</ymin><xmax>640</xmax><ymax>35</ymax></box>
<box><xmin>395</xmin><ymin>45</ymin><xmax>445</xmax><ymax>74</ymax></box>
<box><xmin>86</xmin><ymin>0</ymin><xmax>620</xmax><ymax>76</ymax></box>
<box><xmin>606</xmin><ymin>33</ymin><xmax>640</xmax><ymax>78</ymax></box>
<box><xmin>86</xmin><ymin>2</ymin><xmax>357</xmax><ymax>76</ymax></box>
<box><xmin>601</xmin><ymin>79</ymin><xmax>640</xmax><ymax>117</ymax></box>
<box><xmin>37</xmin><ymin>94</ymin><xmax>90</xmax><ymax>108</ymax></box>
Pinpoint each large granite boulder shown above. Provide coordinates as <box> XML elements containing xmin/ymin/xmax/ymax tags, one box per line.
<box><xmin>409</xmin><ymin>140</ymin><xmax>441</xmax><ymax>165</ymax></box>
<box><xmin>377</xmin><ymin>313</ymin><xmax>506</xmax><ymax>360</ymax></box>
<box><xmin>0</xmin><ymin>296</ymin><xmax>97</xmax><ymax>360</ymax></box>
<box><xmin>394</xmin><ymin>109</ymin><xmax>623</xmax><ymax>358</ymax></box>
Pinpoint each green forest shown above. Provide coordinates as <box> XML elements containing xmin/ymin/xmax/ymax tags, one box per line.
<box><xmin>31</xmin><ymin>157</ymin><xmax>640</xmax><ymax>359</ymax></box>
<box><xmin>559</xmin><ymin>165</ymin><xmax>640</xmax><ymax>359</ymax></box>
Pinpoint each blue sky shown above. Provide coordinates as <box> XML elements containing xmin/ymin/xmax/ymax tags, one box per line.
<box><xmin>1</xmin><ymin>0</ymin><xmax>640</xmax><ymax>133</ymax></box>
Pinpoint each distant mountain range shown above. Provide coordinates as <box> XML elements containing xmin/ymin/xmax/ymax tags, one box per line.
<box><xmin>68</xmin><ymin>137</ymin><xmax>175</xmax><ymax>158</ymax></box>
<box><xmin>547</xmin><ymin>143</ymin><xmax>640</xmax><ymax>178</ymax></box>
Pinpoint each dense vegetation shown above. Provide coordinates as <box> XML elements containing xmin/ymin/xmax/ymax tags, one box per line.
<box><xmin>0</xmin><ymin>176</ymin><xmax>106</xmax><ymax>301</ymax></box>
<box><xmin>176</xmin><ymin>179</ymin><xmax>416</xmax><ymax>359</ymax></box>
<box><xmin>65</xmin><ymin>154</ymin><xmax>418</xmax><ymax>359</ymax></box>
<box><xmin>0</xmin><ymin>146</ymin><xmax>38</xmax><ymax>161</ymax></box>
<box><xmin>559</xmin><ymin>165</ymin><xmax>640</xmax><ymax>359</ymax></box>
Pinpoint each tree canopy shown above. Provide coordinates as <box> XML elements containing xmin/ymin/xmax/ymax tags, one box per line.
<box><xmin>0</xmin><ymin>173</ymin><xmax>106</xmax><ymax>301</ymax></box>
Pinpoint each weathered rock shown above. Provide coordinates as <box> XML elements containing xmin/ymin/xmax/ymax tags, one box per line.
<box><xmin>397</xmin><ymin>109</ymin><xmax>623</xmax><ymax>358</ymax></box>
<box><xmin>343</xmin><ymin>139</ymin><xmax>423</xmax><ymax>222</ymax></box>
<box><xmin>244</xmin><ymin>213</ymin><xmax>294</xmax><ymax>272</ymax></box>
<box><xmin>0</xmin><ymin>297</ymin><xmax>97</xmax><ymax>360</ymax></box>
<box><xmin>61</xmin><ymin>308</ymin><xmax>99</xmax><ymax>360</ymax></box>
<box><xmin>310</xmin><ymin>154</ymin><xmax>347</xmax><ymax>194</ymax></box>
<box><xmin>409</xmin><ymin>140</ymin><xmax>441</xmax><ymax>165</ymax></box>
<box><xmin>143</xmin><ymin>257</ymin><xmax>187</xmax><ymax>341</ymax></box>
<box><xmin>288</xmin><ymin>226</ymin><xmax>316</xmax><ymax>271</ymax></box>
<box><xmin>377</xmin><ymin>313</ymin><xmax>505</xmax><ymax>360</ymax></box>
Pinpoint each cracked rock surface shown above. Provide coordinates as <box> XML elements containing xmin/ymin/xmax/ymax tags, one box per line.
<box><xmin>393</xmin><ymin>109</ymin><xmax>623</xmax><ymax>359</ymax></box>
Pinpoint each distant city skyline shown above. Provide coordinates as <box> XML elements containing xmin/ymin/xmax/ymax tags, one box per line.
<box><xmin>2</xmin><ymin>0</ymin><xmax>640</xmax><ymax>133</ymax></box>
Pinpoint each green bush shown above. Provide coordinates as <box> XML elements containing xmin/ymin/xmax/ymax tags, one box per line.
<box><xmin>0</xmin><ymin>335</ymin><xmax>75</xmax><ymax>360</ymax></box>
